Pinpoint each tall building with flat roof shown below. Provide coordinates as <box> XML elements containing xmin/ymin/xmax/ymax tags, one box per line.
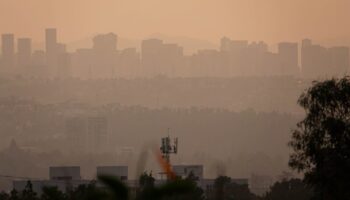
<box><xmin>329</xmin><ymin>46</ymin><xmax>349</xmax><ymax>76</ymax></box>
<box><xmin>45</xmin><ymin>28</ymin><xmax>57</xmax><ymax>54</ymax></box>
<box><xmin>87</xmin><ymin>117</ymin><xmax>108</xmax><ymax>153</ymax></box>
<box><xmin>91</xmin><ymin>33</ymin><xmax>118</xmax><ymax>78</ymax></box>
<box><xmin>17</xmin><ymin>38</ymin><xmax>32</xmax><ymax>68</ymax></box>
<box><xmin>141</xmin><ymin>39</ymin><xmax>184</xmax><ymax>77</ymax></box>
<box><xmin>93</xmin><ymin>33</ymin><xmax>117</xmax><ymax>53</ymax></box>
<box><xmin>45</xmin><ymin>28</ymin><xmax>58</xmax><ymax>77</ymax></box>
<box><xmin>301</xmin><ymin>39</ymin><xmax>347</xmax><ymax>78</ymax></box>
<box><xmin>141</xmin><ymin>39</ymin><xmax>164</xmax><ymax>77</ymax></box>
<box><xmin>1</xmin><ymin>33</ymin><xmax>15</xmax><ymax>69</ymax></box>
<box><xmin>278</xmin><ymin>42</ymin><xmax>298</xmax><ymax>76</ymax></box>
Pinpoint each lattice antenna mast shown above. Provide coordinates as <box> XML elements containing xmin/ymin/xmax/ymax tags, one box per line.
<box><xmin>160</xmin><ymin>129</ymin><xmax>178</xmax><ymax>164</ymax></box>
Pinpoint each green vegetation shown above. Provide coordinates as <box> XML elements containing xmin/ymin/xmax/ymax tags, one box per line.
<box><xmin>289</xmin><ymin>77</ymin><xmax>350</xmax><ymax>199</ymax></box>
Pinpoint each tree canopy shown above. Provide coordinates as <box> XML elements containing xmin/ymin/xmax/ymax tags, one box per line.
<box><xmin>289</xmin><ymin>77</ymin><xmax>350</xmax><ymax>199</ymax></box>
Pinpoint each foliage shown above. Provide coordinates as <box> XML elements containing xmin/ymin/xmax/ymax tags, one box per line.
<box><xmin>98</xmin><ymin>172</ymin><xmax>202</xmax><ymax>200</ymax></box>
<box><xmin>0</xmin><ymin>191</ymin><xmax>10</xmax><ymax>200</ymax></box>
<box><xmin>98</xmin><ymin>175</ymin><xmax>129</xmax><ymax>200</ymax></box>
<box><xmin>21</xmin><ymin>181</ymin><xmax>38</xmax><ymax>200</ymax></box>
<box><xmin>263</xmin><ymin>179</ymin><xmax>313</xmax><ymax>200</ymax></box>
<box><xmin>138</xmin><ymin>172</ymin><xmax>155</xmax><ymax>190</ymax></box>
<box><xmin>9</xmin><ymin>190</ymin><xmax>19</xmax><ymax>200</ymax></box>
<box><xmin>289</xmin><ymin>77</ymin><xmax>350</xmax><ymax>199</ymax></box>
<box><xmin>41</xmin><ymin>187</ymin><xmax>66</xmax><ymax>200</ymax></box>
<box><xmin>211</xmin><ymin>176</ymin><xmax>257</xmax><ymax>200</ymax></box>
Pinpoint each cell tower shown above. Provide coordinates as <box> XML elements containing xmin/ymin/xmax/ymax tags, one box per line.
<box><xmin>160</xmin><ymin>129</ymin><xmax>178</xmax><ymax>164</ymax></box>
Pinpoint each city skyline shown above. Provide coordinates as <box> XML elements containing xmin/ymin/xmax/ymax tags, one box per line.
<box><xmin>1</xmin><ymin>0</ymin><xmax>350</xmax><ymax>45</ymax></box>
<box><xmin>1</xmin><ymin>1</ymin><xmax>350</xmax><ymax>199</ymax></box>
<box><xmin>0</xmin><ymin>28</ymin><xmax>349</xmax><ymax>79</ymax></box>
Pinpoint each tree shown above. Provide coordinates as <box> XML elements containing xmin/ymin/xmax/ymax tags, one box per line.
<box><xmin>289</xmin><ymin>77</ymin><xmax>350</xmax><ymax>199</ymax></box>
<box><xmin>9</xmin><ymin>190</ymin><xmax>19</xmax><ymax>200</ymax></box>
<box><xmin>264</xmin><ymin>179</ymin><xmax>313</xmax><ymax>200</ymax></box>
<box><xmin>0</xmin><ymin>191</ymin><xmax>10</xmax><ymax>200</ymax></box>
<box><xmin>139</xmin><ymin>171</ymin><xmax>155</xmax><ymax>190</ymax></box>
<box><xmin>213</xmin><ymin>176</ymin><xmax>231</xmax><ymax>200</ymax></box>
<box><xmin>21</xmin><ymin>181</ymin><xmax>38</xmax><ymax>200</ymax></box>
<box><xmin>41</xmin><ymin>187</ymin><xmax>66</xmax><ymax>200</ymax></box>
<box><xmin>211</xmin><ymin>176</ymin><xmax>256</xmax><ymax>200</ymax></box>
<box><xmin>135</xmin><ymin>172</ymin><xmax>202</xmax><ymax>200</ymax></box>
<box><xmin>67</xmin><ymin>182</ymin><xmax>106</xmax><ymax>200</ymax></box>
<box><xmin>181</xmin><ymin>171</ymin><xmax>204</xmax><ymax>200</ymax></box>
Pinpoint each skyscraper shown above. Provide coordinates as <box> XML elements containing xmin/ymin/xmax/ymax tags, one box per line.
<box><xmin>45</xmin><ymin>28</ymin><xmax>57</xmax><ymax>55</ymax></box>
<box><xmin>17</xmin><ymin>38</ymin><xmax>32</xmax><ymax>68</ymax></box>
<box><xmin>278</xmin><ymin>42</ymin><xmax>298</xmax><ymax>76</ymax></box>
<box><xmin>141</xmin><ymin>39</ymin><xmax>164</xmax><ymax>77</ymax></box>
<box><xmin>1</xmin><ymin>34</ymin><xmax>15</xmax><ymax>69</ymax></box>
<box><xmin>45</xmin><ymin>28</ymin><xmax>58</xmax><ymax>75</ymax></box>
<box><xmin>92</xmin><ymin>33</ymin><xmax>117</xmax><ymax>53</ymax></box>
<box><xmin>329</xmin><ymin>46</ymin><xmax>349</xmax><ymax>76</ymax></box>
<box><xmin>91</xmin><ymin>33</ymin><xmax>118</xmax><ymax>78</ymax></box>
<box><xmin>301</xmin><ymin>39</ymin><xmax>333</xmax><ymax>78</ymax></box>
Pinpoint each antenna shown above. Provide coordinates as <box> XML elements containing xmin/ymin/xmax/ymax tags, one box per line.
<box><xmin>160</xmin><ymin>129</ymin><xmax>178</xmax><ymax>164</ymax></box>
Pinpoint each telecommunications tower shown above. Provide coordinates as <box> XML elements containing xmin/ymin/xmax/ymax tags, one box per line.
<box><xmin>160</xmin><ymin>129</ymin><xmax>178</xmax><ymax>164</ymax></box>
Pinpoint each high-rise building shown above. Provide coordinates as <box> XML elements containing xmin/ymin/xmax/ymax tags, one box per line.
<box><xmin>220</xmin><ymin>37</ymin><xmax>232</xmax><ymax>52</ymax></box>
<box><xmin>1</xmin><ymin>34</ymin><xmax>15</xmax><ymax>69</ymax></box>
<box><xmin>141</xmin><ymin>39</ymin><xmax>164</xmax><ymax>77</ymax></box>
<box><xmin>300</xmin><ymin>39</ymin><xmax>342</xmax><ymax>78</ymax></box>
<box><xmin>71</xmin><ymin>48</ymin><xmax>94</xmax><ymax>79</ymax></box>
<box><xmin>141</xmin><ymin>39</ymin><xmax>184</xmax><ymax>77</ymax></box>
<box><xmin>57</xmin><ymin>53</ymin><xmax>71</xmax><ymax>78</ymax></box>
<box><xmin>118</xmin><ymin>48</ymin><xmax>140</xmax><ymax>78</ymax></box>
<box><xmin>191</xmin><ymin>49</ymin><xmax>224</xmax><ymax>77</ymax></box>
<box><xmin>278</xmin><ymin>42</ymin><xmax>298</xmax><ymax>76</ymax></box>
<box><xmin>93</xmin><ymin>33</ymin><xmax>117</xmax><ymax>53</ymax></box>
<box><xmin>87</xmin><ymin>117</ymin><xmax>108</xmax><ymax>153</ymax></box>
<box><xmin>45</xmin><ymin>28</ymin><xmax>58</xmax><ymax>77</ymax></box>
<box><xmin>45</xmin><ymin>28</ymin><xmax>57</xmax><ymax>54</ymax></box>
<box><xmin>17</xmin><ymin>38</ymin><xmax>32</xmax><ymax>68</ymax></box>
<box><xmin>329</xmin><ymin>46</ymin><xmax>349</xmax><ymax>76</ymax></box>
<box><xmin>65</xmin><ymin>117</ymin><xmax>87</xmax><ymax>152</ymax></box>
<box><xmin>91</xmin><ymin>33</ymin><xmax>118</xmax><ymax>78</ymax></box>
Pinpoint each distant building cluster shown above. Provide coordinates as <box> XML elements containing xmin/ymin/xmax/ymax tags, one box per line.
<box><xmin>13</xmin><ymin>165</ymin><xmax>249</xmax><ymax>195</ymax></box>
<box><xmin>0</xmin><ymin>29</ymin><xmax>349</xmax><ymax>79</ymax></box>
<box><xmin>65</xmin><ymin>116</ymin><xmax>109</xmax><ymax>153</ymax></box>
<box><xmin>13</xmin><ymin>166</ymin><xmax>128</xmax><ymax>195</ymax></box>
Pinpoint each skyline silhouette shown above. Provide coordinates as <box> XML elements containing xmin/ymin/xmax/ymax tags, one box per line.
<box><xmin>1</xmin><ymin>1</ymin><xmax>350</xmax><ymax>198</ymax></box>
<box><xmin>1</xmin><ymin>0</ymin><xmax>350</xmax><ymax>44</ymax></box>
<box><xmin>0</xmin><ymin>28</ymin><xmax>349</xmax><ymax>79</ymax></box>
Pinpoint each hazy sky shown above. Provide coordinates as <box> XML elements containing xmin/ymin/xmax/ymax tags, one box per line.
<box><xmin>1</xmin><ymin>0</ymin><xmax>350</xmax><ymax>44</ymax></box>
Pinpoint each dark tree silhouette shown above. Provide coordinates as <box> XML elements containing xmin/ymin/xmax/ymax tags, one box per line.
<box><xmin>9</xmin><ymin>190</ymin><xmax>19</xmax><ymax>200</ymax></box>
<box><xmin>41</xmin><ymin>187</ymin><xmax>66</xmax><ymax>200</ymax></box>
<box><xmin>289</xmin><ymin>77</ymin><xmax>350</xmax><ymax>199</ymax></box>
<box><xmin>264</xmin><ymin>179</ymin><xmax>313</xmax><ymax>200</ymax></box>
<box><xmin>211</xmin><ymin>176</ymin><xmax>256</xmax><ymax>200</ymax></box>
<box><xmin>20</xmin><ymin>181</ymin><xmax>38</xmax><ymax>200</ymax></box>
<box><xmin>138</xmin><ymin>172</ymin><xmax>155</xmax><ymax>190</ymax></box>
<box><xmin>213</xmin><ymin>176</ymin><xmax>231</xmax><ymax>200</ymax></box>
<box><xmin>67</xmin><ymin>182</ymin><xmax>106</xmax><ymax>200</ymax></box>
<box><xmin>0</xmin><ymin>191</ymin><xmax>10</xmax><ymax>200</ymax></box>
